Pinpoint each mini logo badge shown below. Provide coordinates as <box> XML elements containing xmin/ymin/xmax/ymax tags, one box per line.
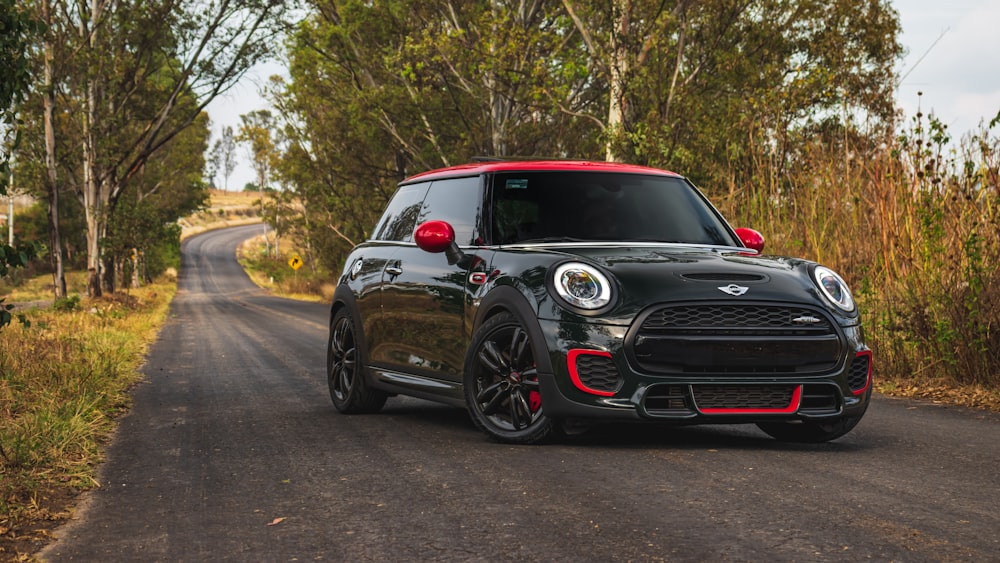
<box><xmin>718</xmin><ymin>284</ymin><xmax>750</xmax><ymax>296</ymax></box>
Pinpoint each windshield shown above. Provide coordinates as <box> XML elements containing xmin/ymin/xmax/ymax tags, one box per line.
<box><xmin>490</xmin><ymin>172</ymin><xmax>738</xmax><ymax>246</ymax></box>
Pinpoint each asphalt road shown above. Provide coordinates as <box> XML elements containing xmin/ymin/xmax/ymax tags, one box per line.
<box><xmin>40</xmin><ymin>224</ymin><xmax>1000</xmax><ymax>562</ymax></box>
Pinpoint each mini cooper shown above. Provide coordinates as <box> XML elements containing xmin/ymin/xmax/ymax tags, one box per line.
<box><xmin>327</xmin><ymin>160</ymin><xmax>871</xmax><ymax>444</ymax></box>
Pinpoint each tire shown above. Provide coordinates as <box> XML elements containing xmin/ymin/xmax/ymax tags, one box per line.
<box><xmin>327</xmin><ymin>307</ymin><xmax>387</xmax><ymax>414</ymax></box>
<box><xmin>756</xmin><ymin>399</ymin><xmax>868</xmax><ymax>443</ymax></box>
<box><xmin>464</xmin><ymin>312</ymin><xmax>558</xmax><ymax>444</ymax></box>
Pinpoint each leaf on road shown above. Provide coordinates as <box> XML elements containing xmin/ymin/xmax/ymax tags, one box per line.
<box><xmin>267</xmin><ymin>517</ymin><xmax>286</xmax><ymax>526</ymax></box>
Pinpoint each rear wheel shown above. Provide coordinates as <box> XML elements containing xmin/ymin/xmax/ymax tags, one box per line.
<box><xmin>328</xmin><ymin>308</ymin><xmax>387</xmax><ymax>414</ymax></box>
<box><xmin>464</xmin><ymin>312</ymin><xmax>557</xmax><ymax>444</ymax></box>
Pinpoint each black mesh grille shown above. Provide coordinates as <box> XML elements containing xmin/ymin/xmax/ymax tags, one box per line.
<box><xmin>574</xmin><ymin>354</ymin><xmax>621</xmax><ymax>393</ymax></box>
<box><xmin>631</xmin><ymin>304</ymin><xmax>842</xmax><ymax>375</ymax></box>
<box><xmin>641</xmin><ymin>304</ymin><xmax>835</xmax><ymax>335</ymax></box>
<box><xmin>692</xmin><ymin>385</ymin><xmax>797</xmax><ymax>410</ymax></box>
<box><xmin>848</xmin><ymin>354</ymin><xmax>871</xmax><ymax>392</ymax></box>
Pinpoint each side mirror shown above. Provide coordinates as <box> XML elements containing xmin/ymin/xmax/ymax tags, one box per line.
<box><xmin>414</xmin><ymin>220</ymin><xmax>473</xmax><ymax>267</ymax></box>
<box><xmin>734</xmin><ymin>227</ymin><xmax>765</xmax><ymax>253</ymax></box>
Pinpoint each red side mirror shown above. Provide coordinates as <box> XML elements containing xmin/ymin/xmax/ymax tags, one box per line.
<box><xmin>414</xmin><ymin>220</ymin><xmax>456</xmax><ymax>253</ymax></box>
<box><xmin>734</xmin><ymin>228</ymin><xmax>765</xmax><ymax>253</ymax></box>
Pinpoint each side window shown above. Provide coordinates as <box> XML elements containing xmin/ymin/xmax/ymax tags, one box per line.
<box><xmin>371</xmin><ymin>183</ymin><xmax>429</xmax><ymax>242</ymax></box>
<box><xmin>418</xmin><ymin>177</ymin><xmax>482</xmax><ymax>245</ymax></box>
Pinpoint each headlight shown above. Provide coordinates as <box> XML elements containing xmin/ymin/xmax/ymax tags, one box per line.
<box><xmin>553</xmin><ymin>262</ymin><xmax>613</xmax><ymax>310</ymax></box>
<box><xmin>813</xmin><ymin>266</ymin><xmax>855</xmax><ymax>312</ymax></box>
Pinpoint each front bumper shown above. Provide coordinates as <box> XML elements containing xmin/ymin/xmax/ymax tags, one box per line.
<box><xmin>535</xmin><ymin>311</ymin><xmax>871</xmax><ymax>423</ymax></box>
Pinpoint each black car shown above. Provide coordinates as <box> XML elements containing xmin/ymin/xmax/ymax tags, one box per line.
<box><xmin>327</xmin><ymin>160</ymin><xmax>871</xmax><ymax>444</ymax></box>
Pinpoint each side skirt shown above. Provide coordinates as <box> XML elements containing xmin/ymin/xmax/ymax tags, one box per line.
<box><xmin>367</xmin><ymin>367</ymin><xmax>467</xmax><ymax>408</ymax></box>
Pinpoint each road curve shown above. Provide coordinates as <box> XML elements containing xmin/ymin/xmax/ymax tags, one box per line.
<box><xmin>40</xmin><ymin>225</ymin><xmax>1000</xmax><ymax>561</ymax></box>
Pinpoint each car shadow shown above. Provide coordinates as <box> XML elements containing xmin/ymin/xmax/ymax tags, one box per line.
<box><xmin>368</xmin><ymin>397</ymin><xmax>871</xmax><ymax>452</ymax></box>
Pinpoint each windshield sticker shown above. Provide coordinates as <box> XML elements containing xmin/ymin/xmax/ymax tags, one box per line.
<box><xmin>506</xmin><ymin>179</ymin><xmax>529</xmax><ymax>190</ymax></box>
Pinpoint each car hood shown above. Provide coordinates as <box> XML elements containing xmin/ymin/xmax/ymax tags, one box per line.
<box><xmin>525</xmin><ymin>243</ymin><xmax>846</xmax><ymax>321</ymax></box>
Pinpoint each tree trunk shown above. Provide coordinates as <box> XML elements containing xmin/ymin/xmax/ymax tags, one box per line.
<box><xmin>42</xmin><ymin>0</ymin><xmax>66</xmax><ymax>299</ymax></box>
<box><xmin>606</xmin><ymin>3</ymin><xmax>630</xmax><ymax>162</ymax></box>
<box><xmin>82</xmin><ymin>0</ymin><xmax>104</xmax><ymax>298</ymax></box>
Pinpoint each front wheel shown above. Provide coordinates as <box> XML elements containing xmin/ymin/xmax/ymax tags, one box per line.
<box><xmin>756</xmin><ymin>405</ymin><xmax>867</xmax><ymax>443</ymax></box>
<box><xmin>464</xmin><ymin>312</ymin><xmax>557</xmax><ymax>444</ymax></box>
<box><xmin>328</xmin><ymin>308</ymin><xmax>387</xmax><ymax>414</ymax></box>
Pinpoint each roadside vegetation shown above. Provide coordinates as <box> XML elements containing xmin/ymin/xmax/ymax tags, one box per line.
<box><xmin>0</xmin><ymin>282</ymin><xmax>174</xmax><ymax>556</ymax></box>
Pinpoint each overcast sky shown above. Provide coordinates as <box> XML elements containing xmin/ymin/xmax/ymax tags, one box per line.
<box><xmin>207</xmin><ymin>0</ymin><xmax>1000</xmax><ymax>191</ymax></box>
<box><xmin>895</xmin><ymin>0</ymin><xmax>1000</xmax><ymax>136</ymax></box>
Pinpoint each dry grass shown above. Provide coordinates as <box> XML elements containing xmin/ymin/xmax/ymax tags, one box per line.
<box><xmin>713</xmin><ymin>114</ymin><xmax>999</xmax><ymax>405</ymax></box>
<box><xmin>178</xmin><ymin>188</ymin><xmax>262</xmax><ymax>240</ymax></box>
<box><xmin>0</xmin><ymin>281</ymin><xmax>175</xmax><ymax>558</ymax></box>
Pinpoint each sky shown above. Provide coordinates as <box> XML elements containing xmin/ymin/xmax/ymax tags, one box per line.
<box><xmin>206</xmin><ymin>0</ymin><xmax>1000</xmax><ymax>191</ymax></box>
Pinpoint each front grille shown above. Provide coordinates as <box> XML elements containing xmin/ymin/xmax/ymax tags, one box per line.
<box><xmin>848</xmin><ymin>354</ymin><xmax>871</xmax><ymax>393</ymax></box>
<box><xmin>641</xmin><ymin>304</ymin><xmax>835</xmax><ymax>335</ymax></box>
<box><xmin>631</xmin><ymin>303</ymin><xmax>843</xmax><ymax>375</ymax></box>
<box><xmin>573</xmin><ymin>354</ymin><xmax>621</xmax><ymax>394</ymax></box>
<box><xmin>692</xmin><ymin>384</ymin><xmax>797</xmax><ymax>410</ymax></box>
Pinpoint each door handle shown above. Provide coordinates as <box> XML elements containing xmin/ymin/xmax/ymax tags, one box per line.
<box><xmin>385</xmin><ymin>265</ymin><xmax>403</xmax><ymax>276</ymax></box>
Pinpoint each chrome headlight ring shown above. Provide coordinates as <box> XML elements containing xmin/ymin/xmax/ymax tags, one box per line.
<box><xmin>813</xmin><ymin>266</ymin><xmax>855</xmax><ymax>313</ymax></box>
<box><xmin>553</xmin><ymin>262</ymin><xmax>613</xmax><ymax>310</ymax></box>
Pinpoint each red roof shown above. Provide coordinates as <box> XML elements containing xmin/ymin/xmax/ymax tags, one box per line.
<box><xmin>401</xmin><ymin>160</ymin><xmax>681</xmax><ymax>184</ymax></box>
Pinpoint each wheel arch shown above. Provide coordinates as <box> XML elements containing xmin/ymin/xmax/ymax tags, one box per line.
<box><xmin>473</xmin><ymin>284</ymin><xmax>554</xmax><ymax>375</ymax></box>
<box><xmin>330</xmin><ymin>284</ymin><xmax>372</xmax><ymax>371</ymax></box>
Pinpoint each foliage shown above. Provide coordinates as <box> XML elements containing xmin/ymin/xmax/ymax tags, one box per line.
<box><xmin>10</xmin><ymin>0</ymin><xmax>288</xmax><ymax>297</ymax></box>
<box><xmin>0</xmin><ymin>0</ymin><xmax>45</xmax><ymax>180</ymax></box>
<box><xmin>275</xmin><ymin>0</ymin><xmax>901</xmax><ymax>274</ymax></box>
<box><xmin>0</xmin><ymin>242</ymin><xmax>38</xmax><ymax>329</ymax></box>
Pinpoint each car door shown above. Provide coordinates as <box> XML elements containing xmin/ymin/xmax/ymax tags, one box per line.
<box><xmin>353</xmin><ymin>182</ymin><xmax>429</xmax><ymax>362</ymax></box>
<box><xmin>375</xmin><ymin>175</ymin><xmax>485</xmax><ymax>383</ymax></box>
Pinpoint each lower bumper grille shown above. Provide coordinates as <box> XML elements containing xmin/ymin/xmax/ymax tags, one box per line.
<box><xmin>643</xmin><ymin>383</ymin><xmax>834</xmax><ymax>418</ymax></box>
<box><xmin>692</xmin><ymin>384</ymin><xmax>799</xmax><ymax>412</ymax></box>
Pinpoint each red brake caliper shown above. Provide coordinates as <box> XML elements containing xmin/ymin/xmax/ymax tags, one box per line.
<box><xmin>528</xmin><ymin>363</ymin><xmax>541</xmax><ymax>412</ymax></box>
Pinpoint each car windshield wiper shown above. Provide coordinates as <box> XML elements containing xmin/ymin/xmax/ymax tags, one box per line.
<box><xmin>515</xmin><ymin>237</ymin><xmax>590</xmax><ymax>244</ymax></box>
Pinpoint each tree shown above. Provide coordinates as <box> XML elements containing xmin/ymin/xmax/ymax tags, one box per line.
<box><xmin>237</xmin><ymin>109</ymin><xmax>279</xmax><ymax>255</ymax></box>
<box><xmin>1</xmin><ymin>0</ymin><xmax>44</xmax><ymax>177</ymax></box>
<box><xmin>1</xmin><ymin>0</ymin><xmax>44</xmax><ymax>325</ymax></box>
<box><xmin>23</xmin><ymin>0</ymin><xmax>287</xmax><ymax>297</ymax></box>
<box><xmin>561</xmin><ymin>0</ymin><xmax>902</xmax><ymax>186</ymax></box>
<box><xmin>277</xmin><ymin>0</ymin><xmax>601</xmax><ymax>272</ymax></box>
<box><xmin>209</xmin><ymin>124</ymin><xmax>238</xmax><ymax>190</ymax></box>
<box><xmin>277</xmin><ymin>0</ymin><xmax>901</xmax><ymax>272</ymax></box>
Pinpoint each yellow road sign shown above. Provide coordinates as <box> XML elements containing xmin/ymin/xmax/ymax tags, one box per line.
<box><xmin>288</xmin><ymin>255</ymin><xmax>304</xmax><ymax>270</ymax></box>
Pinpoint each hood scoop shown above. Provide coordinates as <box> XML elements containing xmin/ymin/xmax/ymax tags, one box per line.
<box><xmin>681</xmin><ymin>273</ymin><xmax>767</xmax><ymax>282</ymax></box>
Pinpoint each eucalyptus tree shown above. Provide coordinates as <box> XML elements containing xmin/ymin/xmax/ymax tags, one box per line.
<box><xmin>28</xmin><ymin>0</ymin><xmax>288</xmax><ymax>297</ymax></box>
<box><xmin>560</xmin><ymin>0</ymin><xmax>903</xmax><ymax>186</ymax></box>
<box><xmin>212</xmin><ymin>125</ymin><xmax>238</xmax><ymax>191</ymax></box>
<box><xmin>278</xmin><ymin>0</ymin><xmax>600</xmax><ymax>272</ymax></box>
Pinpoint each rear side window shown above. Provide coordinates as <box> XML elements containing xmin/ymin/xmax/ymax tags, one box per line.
<box><xmin>371</xmin><ymin>183</ymin><xmax>429</xmax><ymax>242</ymax></box>
<box><xmin>418</xmin><ymin>177</ymin><xmax>482</xmax><ymax>245</ymax></box>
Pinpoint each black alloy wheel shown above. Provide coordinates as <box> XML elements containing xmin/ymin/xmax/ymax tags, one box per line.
<box><xmin>464</xmin><ymin>312</ymin><xmax>556</xmax><ymax>444</ymax></box>
<box><xmin>328</xmin><ymin>308</ymin><xmax>387</xmax><ymax>414</ymax></box>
